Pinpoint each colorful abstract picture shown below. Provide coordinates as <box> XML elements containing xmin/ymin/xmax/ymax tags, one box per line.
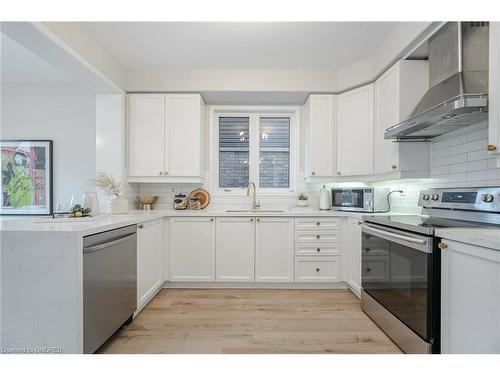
<box><xmin>1</xmin><ymin>140</ymin><xmax>53</xmax><ymax>215</ymax></box>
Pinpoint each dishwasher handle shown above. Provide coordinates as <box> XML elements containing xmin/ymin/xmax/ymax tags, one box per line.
<box><xmin>83</xmin><ymin>233</ymin><xmax>136</xmax><ymax>254</ymax></box>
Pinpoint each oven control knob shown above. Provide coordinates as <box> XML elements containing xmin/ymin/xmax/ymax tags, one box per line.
<box><xmin>431</xmin><ymin>194</ymin><xmax>439</xmax><ymax>201</ymax></box>
<box><xmin>422</xmin><ymin>194</ymin><xmax>430</xmax><ymax>201</ymax></box>
<box><xmin>482</xmin><ymin>193</ymin><xmax>494</xmax><ymax>203</ymax></box>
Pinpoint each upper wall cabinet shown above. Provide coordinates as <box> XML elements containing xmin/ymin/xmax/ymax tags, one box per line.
<box><xmin>489</xmin><ymin>22</ymin><xmax>500</xmax><ymax>165</ymax></box>
<box><xmin>373</xmin><ymin>60</ymin><xmax>430</xmax><ymax>178</ymax></box>
<box><xmin>303</xmin><ymin>94</ymin><xmax>337</xmax><ymax>181</ymax></box>
<box><xmin>128</xmin><ymin>93</ymin><xmax>206</xmax><ymax>182</ymax></box>
<box><xmin>337</xmin><ymin>84</ymin><xmax>374</xmax><ymax>177</ymax></box>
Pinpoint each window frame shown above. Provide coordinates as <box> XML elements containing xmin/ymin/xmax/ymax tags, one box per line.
<box><xmin>210</xmin><ymin>105</ymin><xmax>299</xmax><ymax>197</ymax></box>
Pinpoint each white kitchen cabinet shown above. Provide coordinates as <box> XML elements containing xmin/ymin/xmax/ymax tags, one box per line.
<box><xmin>295</xmin><ymin>257</ymin><xmax>341</xmax><ymax>282</ymax></box>
<box><xmin>255</xmin><ymin>217</ymin><xmax>294</xmax><ymax>282</ymax></box>
<box><xmin>165</xmin><ymin>94</ymin><xmax>205</xmax><ymax>177</ymax></box>
<box><xmin>137</xmin><ymin>219</ymin><xmax>163</xmax><ymax>310</ymax></box>
<box><xmin>373</xmin><ymin>60</ymin><xmax>430</xmax><ymax>177</ymax></box>
<box><xmin>337</xmin><ymin>84</ymin><xmax>374</xmax><ymax>177</ymax></box>
<box><xmin>489</xmin><ymin>22</ymin><xmax>500</xmax><ymax>165</ymax></box>
<box><xmin>440</xmin><ymin>239</ymin><xmax>500</xmax><ymax>354</ymax></box>
<box><xmin>303</xmin><ymin>94</ymin><xmax>337</xmax><ymax>180</ymax></box>
<box><xmin>342</xmin><ymin>218</ymin><xmax>362</xmax><ymax>296</ymax></box>
<box><xmin>128</xmin><ymin>94</ymin><xmax>165</xmax><ymax>177</ymax></box>
<box><xmin>128</xmin><ymin>93</ymin><xmax>205</xmax><ymax>182</ymax></box>
<box><xmin>170</xmin><ymin>217</ymin><xmax>216</xmax><ymax>282</ymax></box>
<box><xmin>216</xmin><ymin>217</ymin><xmax>255</xmax><ymax>282</ymax></box>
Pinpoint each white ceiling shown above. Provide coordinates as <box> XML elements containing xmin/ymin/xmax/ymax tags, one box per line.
<box><xmin>1</xmin><ymin>33</ymin><xmax>72</xmax><ymax>84</ymax></box>
<box><xmin>83</xmin><ymin>22</ymin><xmax>400</xmax><ymax>70</ymax></box>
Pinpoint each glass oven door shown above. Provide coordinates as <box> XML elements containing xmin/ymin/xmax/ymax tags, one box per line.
<box><xmin>361</xmin><ymin>223</ymin><xmax>436</xmax><ymax>342</ymax></box>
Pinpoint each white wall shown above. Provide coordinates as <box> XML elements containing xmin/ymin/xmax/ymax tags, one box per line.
<box><xmin>1</xmin><ymin>83</ymin><xmax>97</xmax><ymax>209</ymax></box>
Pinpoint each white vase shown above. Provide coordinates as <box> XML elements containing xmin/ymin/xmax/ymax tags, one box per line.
<box><xmin>110</xmin><ymin>195</ymin><xmax>129</xmax><ymax>215</ymax></box>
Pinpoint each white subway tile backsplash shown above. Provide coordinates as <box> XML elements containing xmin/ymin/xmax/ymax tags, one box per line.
<box><xmin>430</xmin><ymin>120</ymin><xmax>500</xmax><ymax>187</ymax></box>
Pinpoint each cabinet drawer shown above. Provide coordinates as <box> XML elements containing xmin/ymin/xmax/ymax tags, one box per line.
<box><xmin>295</xmin><ymin>257</ymin><xmax>340</xmax><ymax>282</ymax></box>
<box><xmin>295</xmin><ymin>243</ymin><xmax>341</xmax><ymax>256</ymax></box>
<box><xmin>295</xmin><ymin>230</ymin><xmax>341</xmax><ymax>243</ymax></box>
<box><xmin>362</xmin><ymin>256</ymin><xmax>390</xmax><ymax>282</ymax></box>
<box><xmin>295</xmin><ymin>218</ymin><xmax>340</xmax><ymax>231</ymax></box>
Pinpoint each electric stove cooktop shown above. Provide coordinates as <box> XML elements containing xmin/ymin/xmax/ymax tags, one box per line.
<box><xmin>363</xmin><ymin>214</ymin><xmax>497</xmax><ymax>236</ymax></box>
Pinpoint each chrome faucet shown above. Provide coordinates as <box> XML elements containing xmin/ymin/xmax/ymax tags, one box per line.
<box><xmin>247</xmin><ymin>182</ymin><xmax>260</xmax><ymax>210</ymax></box>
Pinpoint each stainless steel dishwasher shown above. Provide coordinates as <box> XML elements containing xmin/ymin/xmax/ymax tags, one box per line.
<box><xmin>83</xmin><ymin>225</ymin><xmax>137</xmax><ymax>354</ymax></box>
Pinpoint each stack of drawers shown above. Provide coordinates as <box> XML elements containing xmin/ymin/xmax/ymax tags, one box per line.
<box><xmin>294</xmin><ymin>217</ymin><xmax>341</xmax><ymax>282</ymax></box>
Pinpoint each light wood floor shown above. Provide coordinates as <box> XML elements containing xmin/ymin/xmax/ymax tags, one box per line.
<box><xmin>98</xmin><ymin>289</ymin><xmax>402</xmax><ymax>354</ymax></box>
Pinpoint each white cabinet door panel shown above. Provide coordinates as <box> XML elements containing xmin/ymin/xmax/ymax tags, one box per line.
<box><xmin>128</xmin><ymin>94</ymin><xmax>165</xmax><ymax>176</ymax></box>
<box><xmin>137</xmin><ymin>219</ymin><xmax>163</xmax><ymax>309</ymax></box>
<box><xmin>255</xmin><ymin>218</ymin><xmax>294</xmax><ymax>282</ymax></box>
<box><xmin>337</xmin><ymin>84</ymin><xmax>374</xmax><ymax>177</ymax></box>
<box><xmin>441</xmin><ymin>239</ymin><xmax>500</xmax><ymax>354</ymax></box>
<box><xmin>216</xmin><ymin>217</ymin><xmax>255</xmax><ymax>282</ymax></box>
<box><xmin>489</xmin><ymin>22</ymin><xmax>500</xmax><ymax>161</ymax></box>
<box><xmin>165</xmin><ymin>94</ymin><xmax>202</xmax><ymax>177</ymax></box>
<box><xmin>304</xmin><ymin>95</ymin><xmax>336</xmax><ymax>178</ymax></box>
<box><xmin>170</xmin><ymin>217</ymin><xmax>215</xmax><ymax>282</ymax></box>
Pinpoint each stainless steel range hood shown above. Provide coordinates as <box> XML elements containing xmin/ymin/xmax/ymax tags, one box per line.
<box><xmin>385</xmin><ymin>22</ymin><xmax>489</xmax><ymax>140</ymax></box>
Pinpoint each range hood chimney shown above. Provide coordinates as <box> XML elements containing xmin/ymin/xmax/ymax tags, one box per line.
<box><xmin>385</xmin><ymin>22</ymin><xmax>489</xmax><ymax>140</ymax></box>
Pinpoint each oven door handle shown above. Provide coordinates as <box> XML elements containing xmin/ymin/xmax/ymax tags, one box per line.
<box><xmin>361</xmin><ymin>225</ymin><xmax>427</xmax><ymax>245</ymax></box>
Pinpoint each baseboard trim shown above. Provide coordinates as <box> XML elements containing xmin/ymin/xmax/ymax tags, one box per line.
<box><xmin>161</xmin><ymin>281</ymin><xmax>350</xmax><ymax>289</ymax></box>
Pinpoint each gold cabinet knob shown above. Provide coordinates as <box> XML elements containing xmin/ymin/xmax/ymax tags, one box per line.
<box><xmin>316</xmin><ymin>248</ymin><xmax>320</xmax><ymax>252</ymax></box>
<box><xmin>357</xmin><ymin>221</ymin><xmax>362</xmax><ymax>225</ymax></box>
<box><xmin>316</xmin><ymin>234</ymin><xmax>320</xmax><ymax>239</ymax></box>
<box><xmin>210</xmin><ymin>218</ymin><xmax>214</xmax><ymax>222</ymax></box>
<box><xmin>250</xmin><ymin>218</ymin><xmax>253</xmax><ymax>222</ymax></box>
<box><xmin>159</xmin><ymin>171</ymin><xmax>163</xmax><ymax>175</ymax></box>
<box><xmin>315</xmin><ymin>268</ymin><xmax>320</xmax><ymax>272</ymax></box>
<box><xmin>138</xmin><ymin>224</ymin><xmax>144</xmax><ymax>229</ymax></box>
<box><xmin>337</xmin><ymin>171</ymin><xmax>341</xmax><ymax>175</ymax></box>
<box><xmin>391</xmin><ymin>165</ymin><xmax>398</xmax><ymax>170</ymax></box>
<box><xmin>312</xmin><ymin>171</ymin><xmax>316</xmax><ymax>176</ymax></box>
<box><xmin>486</xmin><ymin>144</ymin><xmax>497</xmax><ymax>152</ymax></box>
<box><xmin>316</xmin><ymin>222</ymin><xmax>320</xmax><ymax>226</ymax></box>
<box><xmin>164</xmin><ymin>171</ymin><xmax>168</xmax><ymax>175</ymax></box>
<box><xmin>257</xmin><ymin>218</ymin><xmax>261</xmax><ymax>222</ymax></box>
<box><xmin>438</xmin><ymin>242</ymin><xmax>448</xmax><ymax>250</ymax></box>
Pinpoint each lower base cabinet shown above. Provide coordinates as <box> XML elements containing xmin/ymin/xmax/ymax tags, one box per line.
<box><xmin>137</xmin><ymin>219</ymin><xmax>163</xmax><ymax>309</ymax></box>
<box><xmin>170</xmin><ymin>217</ymin><xmax>216</xmax><ymax>282</ymax></box>
<box><xmin>441</xmin><ymin>239</ymin><xmax>500</xmax><ymax>354</ymax></box>
<box><xmin>343</xmin><ymin>218</ymin><xmax>362</xmax><ymax>294</ymax></box>
<box><xmin>255</xmin><ymin>218</ymin><xmax>294</xmax><ymax>282</ymax></box>
<box><xmin>216</xmin><ymin>217</ymin><xmax>255</xmax><ymax>282</ymax></box>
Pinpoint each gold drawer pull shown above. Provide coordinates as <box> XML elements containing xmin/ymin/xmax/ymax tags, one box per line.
<box><xmin>316</xmin><ymin>248</ymin><xmax>320</xmax><ymax>252</ymax></box>
<box><xmin>159</xmin><ymin>171</ymin><xmax>163</xmax><ymax>175</ymax></box>
<box><xmin>316</xmin><ymin>235</ymin><xmax>320</xmax><ymax>239</ymax></box>
<box><xmin>250</xmin><ymin>218</ymin><xmax>253</xmax><ymax>222</ymax></box>
<box><xmin>210</xmin><ymin>218</ymin><xmax>214</xmax><ymax>222</ymax></box>
<box><xmin>316</xmin><ymin>222</ymin><xmax>320</xmax><ymax>226</ymax></box>
<box><xmin>138</xmin><ymin>224</ymin><xmax>144</xmax><ymax>229</ymax></box>
<box><xmin>315</xmin><ymin>268</ymin><xmax>320</xmax><ymax>272</ymax></box>
<box><xmin>486</xmin><ymin>144</ymin><xmax>497</xmax><ymax>152</ymax></box>
<box><xmin>438</xmin><ymin>242</ymin><xmax>448</xmax><ymax>250</ymax></box>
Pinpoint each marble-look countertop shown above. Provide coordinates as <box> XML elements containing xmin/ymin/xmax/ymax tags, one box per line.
<box><xmin>0</xmin><ymin>208</ymin><xmax>392</xmax><ymax>236</ymax></box>
<box><xmin>435</xmin><ymin>228</ymin><xmax>500</xmax><ymax>251</ymax></box>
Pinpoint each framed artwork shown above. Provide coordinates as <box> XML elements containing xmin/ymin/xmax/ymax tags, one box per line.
<box><xmin>0</xmin><ymin>140</ymin><xmax>53</xmax><ymax>215</ymax></box>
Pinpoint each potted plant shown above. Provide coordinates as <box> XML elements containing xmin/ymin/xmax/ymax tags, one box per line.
<box><xmin>95</xmin><ymin>172</ymin><xmax>128</xmax><ymax>214</ymax></box>
<box><xmin>297</xmin><ymin>192</ymin><xmax>309</xmax><ymax>206</ymax></box>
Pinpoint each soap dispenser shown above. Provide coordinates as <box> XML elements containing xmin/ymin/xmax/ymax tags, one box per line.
<box><xmin>319</xmin><ymin>185</ymin><xmax>330</xmax><ymax>210</ymax></box>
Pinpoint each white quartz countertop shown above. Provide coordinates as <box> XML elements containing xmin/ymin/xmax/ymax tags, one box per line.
<box><xmin>435</xmin><ymin>228</ymin><xmax>500</xmax><ymax>251</ymax></box>
<box><xmin>0</xmin><ymin>208</ymin><xmax>386</xmax><ymax>236</ymax></box>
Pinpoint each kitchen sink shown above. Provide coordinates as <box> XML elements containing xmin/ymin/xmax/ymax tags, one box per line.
<box><xmin>225</xmin><ymin>210</ymin><xmax>285</xmax><ymax>213</ymax></box>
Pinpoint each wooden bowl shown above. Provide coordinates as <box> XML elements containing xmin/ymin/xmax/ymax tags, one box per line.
<box><xmin>188</xmin><ymin>189</ymin><xmax>210</xmax><ymax>209</ymax></box>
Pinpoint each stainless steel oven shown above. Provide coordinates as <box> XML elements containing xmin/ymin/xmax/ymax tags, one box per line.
<box><xmin>331</xmin><ymin>188</ymin><xmax>389</xmax><ymax>212</ymax></box>
<box><xmin>361</xmin><ymin>222</ymin><xmax>440</xmax><ymax>354</ymax></box>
